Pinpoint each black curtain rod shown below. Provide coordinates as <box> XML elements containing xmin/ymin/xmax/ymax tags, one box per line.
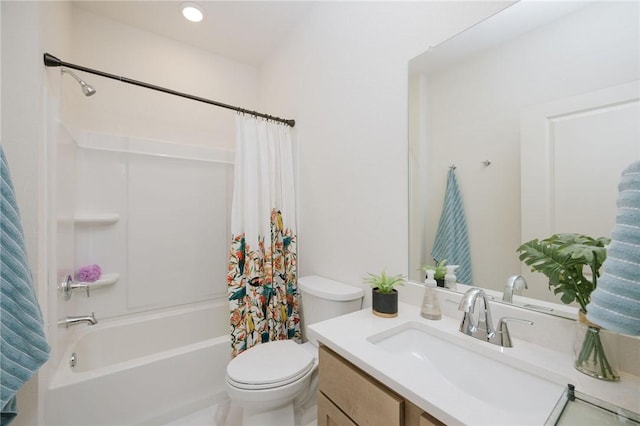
<box><xmin>43</xmin><ymin>53</ymin><xmax>295</xmax><ymax>127</ymax></box>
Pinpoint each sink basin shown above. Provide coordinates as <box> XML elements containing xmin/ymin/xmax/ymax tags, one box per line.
<box><xmin>368</xmin><ymin>321</ymin><xmax>565</xmax><ymax>424</ymax></box>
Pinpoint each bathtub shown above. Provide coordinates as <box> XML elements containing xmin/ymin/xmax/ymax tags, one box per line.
<box><xmin>45</xmin><ymin>300</ymin><xmax>231</xmax><ymax>425</ymax></box>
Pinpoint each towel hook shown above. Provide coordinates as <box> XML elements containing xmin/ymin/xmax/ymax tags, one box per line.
<box><xmin>481</xmin><ymin>160</ymin><xmax>491</xmax><ymax>167</ymax></box>
<box><xmin>450</xmin><ymin>163</ymin><xmax>457</xmax><ymax>170</ymax></box>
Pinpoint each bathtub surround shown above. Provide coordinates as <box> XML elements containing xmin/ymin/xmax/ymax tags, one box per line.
<box><xmin>0</xmin><ymin>147</ymin><xmax>49</xmax><ymax>424</ymax></box>
<box><xmin>71</xmin><ymin>132</ymin><xmax>231</xmax><ymax>318</ymax></box>
<box><xmin>228</xmin><ymin>115</ymin><xmax>300</xmax><ymax>357</ymax></box>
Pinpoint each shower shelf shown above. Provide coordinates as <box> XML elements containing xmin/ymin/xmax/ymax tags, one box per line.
<box><xmin>74</xmin><ymin>214</ymin><xmax>120</xmax><ymax>225</ymax></box>
<box><xmin>76</xmin><ymin>273</ymin><xmax>119</xmax><ymax>289</ymax></box>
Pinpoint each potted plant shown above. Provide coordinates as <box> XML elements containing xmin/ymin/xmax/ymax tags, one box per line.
<box><xmin>364</xmin><ymin>271</ymin><xmax>405</xmax><ymax>318</ymax></box>
<box><xmin>420</xmin><ymin>259</ymin><xmax>447</xmax><ymax>287</ymax></box>
<box><xmin>517</xmin><ymin>233</ymin><xmax>618</xmax><ymax>380</ymax></box>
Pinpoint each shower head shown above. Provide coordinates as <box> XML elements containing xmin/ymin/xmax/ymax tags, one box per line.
<box><xmin>61</xmin><ymin>67</ymin><xmax>96</xmax><ymax>96</ymax></box>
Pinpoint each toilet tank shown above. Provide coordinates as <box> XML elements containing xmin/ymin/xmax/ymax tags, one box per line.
<box><xmin>298</xmin><ymin>275</ymin><xmax>364</xmax><ymax>344</ymax></box>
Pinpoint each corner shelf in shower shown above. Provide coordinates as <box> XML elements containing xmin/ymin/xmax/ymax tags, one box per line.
<box><xmin>76</xmin><ymin>273</ymin><xmax>120</xmax><ymax>289</ymax></box>
<box><xmin>74</xmin><ymin>214</ymin><xmax>120</xmax><ymax>225</ymax></box>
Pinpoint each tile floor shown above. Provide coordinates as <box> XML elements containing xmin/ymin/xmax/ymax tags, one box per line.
<box><xmin>165</xmin><ymin>399</ymin><xmax>317</xmax><ymax>426</ymax></box>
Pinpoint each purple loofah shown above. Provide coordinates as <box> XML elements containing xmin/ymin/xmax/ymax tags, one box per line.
<box><xmin>77</xmin><ymin>264</ymin><xmax>102</xmax><ymax>282</ymax></box>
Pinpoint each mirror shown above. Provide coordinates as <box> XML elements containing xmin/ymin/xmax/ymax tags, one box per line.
<box><xmin>408</xmin><ymin>0</ymin><xmax>640</xmax><ymax>313</ymax></box>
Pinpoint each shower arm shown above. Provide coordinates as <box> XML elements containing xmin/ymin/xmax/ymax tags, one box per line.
<box><xmin>43</xmin><ymin>53</ymin><xmax>295</xmax><ymax>127</ymax></box>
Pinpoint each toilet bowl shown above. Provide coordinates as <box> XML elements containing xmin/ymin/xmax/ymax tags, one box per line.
<box><xmin>226</xmin><ymin>340</ymin><xmax>317</xmax><ymax>425</ymax></box>
<box><xmin>225</xmin><ymin>275</ymin><xmax>363</xmax><ymax>426</ymax></box>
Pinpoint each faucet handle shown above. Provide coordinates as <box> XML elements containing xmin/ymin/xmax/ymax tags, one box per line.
<box><xmin>498</xmin><ymin>317</ymin><xmax>533</xmax><ymax>325</ymax></box>
<box><xmin>59</xmin><ymin>275</ymin><xmax>91</xmax><ymax>300</ymax></box>
<box><xmin>495</xmin><ymin>317</ymin><xmax>533</xmax><ymax>347</ymax></box>
<box><xmin>71</xmin><ymin>282</ymin><xmax>91</xmax><ymax>298</ymax></box>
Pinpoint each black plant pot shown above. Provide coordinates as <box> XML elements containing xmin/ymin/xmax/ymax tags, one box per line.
<box><xmin>372</xmin><ymin>288</ymin><xmax>398</xmax><ymax>318</ymax></box>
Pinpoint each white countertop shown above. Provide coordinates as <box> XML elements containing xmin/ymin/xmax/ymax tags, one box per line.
<box><xmin>309</xmin><ymin>301</ymin><xmax>640</xmax><ymax>425</ymax></box>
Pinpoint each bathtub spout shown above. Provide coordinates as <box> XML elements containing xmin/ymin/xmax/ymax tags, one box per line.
<box><xmin>58</xmin><ymin>312</ymin><xmax>98</xmax><ymax>328</ymax></box>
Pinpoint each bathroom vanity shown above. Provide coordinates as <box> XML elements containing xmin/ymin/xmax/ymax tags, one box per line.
<box><xmin>318</xmin><ymin>345</ymin><xmax>442</xmax><ymax>426</ymax></box>
<box><xmin>310</xmin><ymin>292</ymin><xmax>640</xmax><ymax>426</ymax></box>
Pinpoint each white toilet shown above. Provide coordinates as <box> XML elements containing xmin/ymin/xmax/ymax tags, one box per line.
<box><xmin>225</xmin><ymin>275</ymin><xmax>364</xmax><ymax>426</ymax></box>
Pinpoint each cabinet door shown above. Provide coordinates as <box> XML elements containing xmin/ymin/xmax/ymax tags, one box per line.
<box><xmin>318</xmin><ymin>391</ymin><xmax>358</xmax><ymax>426</ymax></box>
<box><xmin>420</xmin><ymin>412</ymin><xmax>445</xmax><ymax>426</ymax></box>
<box><xmin>319</xmin><ymin>345</ymin><xmax>403</xmax><ymax>426</ymax></box>
<box><xmin>405</xmin><ymin>400</ymin><xmax>445</xmax><ymax>426</ymax></box>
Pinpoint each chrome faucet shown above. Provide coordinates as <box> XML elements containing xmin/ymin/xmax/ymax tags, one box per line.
<box><xmin>502</xmin><ymin>275</ymin><xmax>527</xmax><ymax>303</ymax></box>
<box><xmin>458</xmin><ymin>288</ymin><xmax>532</xmax><ymax>348</ymax></box>
<box><xmin>59</xmin><ymin>275</ymin><xmax>91</xmax><ymax>301</ymax></box>
<box><xmin>458</xmin><ymin>288</ymin><xmax>495</xmax><ymax>339</ymax></box>
<box><xmin>58</xmin><ymin>312</ymin><xmax>98</xmax><ymax>328</ymax></box>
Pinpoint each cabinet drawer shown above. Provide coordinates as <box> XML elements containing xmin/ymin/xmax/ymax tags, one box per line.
<box><xmin>319</xmin><ymin>345</ymin><xmax>403</xmax><ymax>426</ymax></box>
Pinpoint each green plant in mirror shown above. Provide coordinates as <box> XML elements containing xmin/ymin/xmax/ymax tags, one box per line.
<box><xmin>517</xmin><ymin>233</ymin><xmax>618</xmax><ymax>381</ymax></box>
<box><xmin>420</xmin><ymin>259</ymin><xmax>447</xmax><ymax>280</ymax></box>
<box><xmin>364</xmin><ymin>271</ymin><xmax>405</xmax><ymax>294</ymax></box>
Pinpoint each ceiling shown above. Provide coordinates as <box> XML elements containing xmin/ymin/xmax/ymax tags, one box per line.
<box><xmin>73</xmin><ymin>1</ymin><xmax>316</xmax><ymax>66</ymax></box>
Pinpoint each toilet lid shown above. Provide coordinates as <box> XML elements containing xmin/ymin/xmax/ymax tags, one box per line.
<box><xmin>226</xmin><ymin>340</ymin><xmax>315</xmax><ymax>389</ymax></box>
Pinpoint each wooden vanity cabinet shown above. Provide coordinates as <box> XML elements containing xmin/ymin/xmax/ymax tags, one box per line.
<box><xmin>318</xmin><ymin>345</ymin><xmax>444</xmax><ymax>426</ymax></box>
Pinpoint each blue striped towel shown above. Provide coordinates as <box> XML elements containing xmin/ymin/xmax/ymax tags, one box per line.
<box><xmin>587</xmin><ymin>160</ymin><xmax>640</xmax><ymax>336</ymax></box>
<box><xmin>1</xmin><ymin>146</ymin><xmax>50</xmax><ymax>424</ymax></box>
<box><xmin>431</xmin><ymin>168</ymin><xmax>473</xmax><ymax>285</ymax></box>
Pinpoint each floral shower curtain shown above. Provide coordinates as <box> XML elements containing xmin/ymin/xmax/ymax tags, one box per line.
<box><xmin>227</xmin><ymin>114</ymin><xmax>301</xmax><ymax>357</ymax></box>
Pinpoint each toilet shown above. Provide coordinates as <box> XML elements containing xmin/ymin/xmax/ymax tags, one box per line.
<box><xmin>225</xmin><ymin>275</ymin><xmax>364</xmax><ymax>426</ymax></box>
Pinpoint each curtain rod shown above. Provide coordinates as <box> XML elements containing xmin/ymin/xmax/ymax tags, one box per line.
<box><xmin>43</xmin><ymin>53</ymin><xmax>295</xmax><ymax>127</ymax></box>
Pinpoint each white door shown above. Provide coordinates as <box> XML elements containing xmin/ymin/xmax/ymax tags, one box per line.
<box><xmin>520</xmin><ymin>81</ymin><xmax>640</xmax><ymax>301</ymax></box>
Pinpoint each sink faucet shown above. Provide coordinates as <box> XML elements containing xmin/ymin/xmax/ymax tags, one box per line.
<box><xmin>502</xmin><ymin>275</ymin><xmax>527</xmax><ymax>303</ymax></box>
<box><xmin>58</xmin><ymin>312</ymin><xmax>98</xmax><ymax>328</ymax></box>
<box><xmin>458</xmin><ymin>288</ymin><xmax>532</xmax><ymax>347</ymax></box>
<box><xmin>458</xmin><ymin>288</ymin><xmax>495</xmax><ymax>339</ymax></box>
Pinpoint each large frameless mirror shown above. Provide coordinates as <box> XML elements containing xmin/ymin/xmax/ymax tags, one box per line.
<box><xmin>408</xmin><ymin>0</ymin><xmax>640</xmax><ymax>317</ymax></box>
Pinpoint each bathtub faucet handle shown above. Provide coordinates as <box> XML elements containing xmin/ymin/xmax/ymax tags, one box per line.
<box><xmin>76</xmin><ymin>283</ymin><xmax>90</xmax><ymax>298</ymax></box>
<box><xmin>59</xmin><ymin>275</ymin><xmax>91</xmax><ymax>300</ymax></box>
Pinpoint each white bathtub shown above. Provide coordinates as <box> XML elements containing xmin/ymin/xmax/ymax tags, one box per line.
<box><xmin>45</xmin><ymin>300</ymin><xmax>231</xmax><ymax>425</ymax></box>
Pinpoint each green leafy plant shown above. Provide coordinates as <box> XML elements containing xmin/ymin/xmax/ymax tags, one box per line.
<box><xmin>364</xmin><ymin>271</ymin><xmax>406</xmax><ymax>294</ymax></box>
<box><xmin>517</xmin><ymin>233</ymin><xmax>617</xmax><ymax>380</ymax></box>
<box><xmin>516</xmin><ymin>233</ymin><xmax>609</xmax><ymax>311</ymax></box>
<box><xmin>420</xmin><ymin>259</ymin><xmax>447</xmax><ymax>280</ymax></box>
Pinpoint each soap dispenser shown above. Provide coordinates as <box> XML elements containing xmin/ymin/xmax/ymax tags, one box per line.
<box><xmin>444</xmin><ymin>265</ymin><xmax>459</xmax><ymax>291</ymax></box>
<box><xmin>421</xmin><ymin>270</ymin><xmax>442</xmax><ymax>320</ymax></box>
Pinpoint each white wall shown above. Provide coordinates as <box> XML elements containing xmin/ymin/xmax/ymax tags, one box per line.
<box><xmin>1</xmin><ymin>1</ymin><xmax>73</xmax><ymax>424</ymax></box>
<box><xmin>64</xmin><ymin>6</ymin><xmax>260</xmax><ymax>150</ymax></box>
<box><xmin>260</xmin><ymin>1</ymin><xmax>510</xmax><ymax>305</ymax></box>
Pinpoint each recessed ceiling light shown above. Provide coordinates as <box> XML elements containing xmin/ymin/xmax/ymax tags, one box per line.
<box><xmin>182</xmin><ymin>2</ymin><xmax>204</xmax><ymax>23</ymax></box>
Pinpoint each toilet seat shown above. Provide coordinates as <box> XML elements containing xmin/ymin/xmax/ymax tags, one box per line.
<box><xmin>226</xmin><ymin>340</ymin><xmax>315</xmax><ymax>390</ymax></box>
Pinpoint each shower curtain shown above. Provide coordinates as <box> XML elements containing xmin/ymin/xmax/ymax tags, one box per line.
<box><xmin>227</xmin><ymin>114</ymin><xmax>300</xmax><ymax>357</ymax></box>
